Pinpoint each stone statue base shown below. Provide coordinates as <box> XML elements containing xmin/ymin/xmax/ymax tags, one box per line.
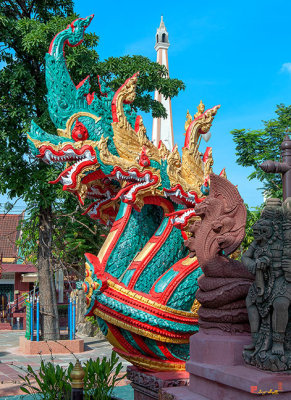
<box><xmin>126</xmin><ymin>365</ymin><xmax>189</xmax><ymax>400</ymax></box>
<box><xmin>159</xmin><ymin>330</ymin><xmax>291</xmax><ymax>399</ymax></box>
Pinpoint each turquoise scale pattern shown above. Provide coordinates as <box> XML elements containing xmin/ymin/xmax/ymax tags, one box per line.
<box><xmin>119</xmin><ymin>328</ymin><xmax>147</xmax><ymax>356</ymax></box>
<box><xmin>95</xmin><ymin>292</ymin><xmax>197</xmax><ymax>333</ymax></box>
<box><xmin>105</xmin><ymin>205</ymin><xmax>163</xmax><ymax>278</ymax></box>
<box><xmin>144</xmin><ymin>337</ymin><xmax>167</xmax><ymax>360</ymax></box>
<box><xmin>167</xmin><ymin>267</ymin><xmax>202</xmax><ymax>311</ymax></box>
<box><xmin>134</xmin><ymin>225</ymin><xmax>187</xmax><ymax>293</ymax></box>
<box><xmin>166</xmin><ymin>343</ymin><xmax>190</xmax><ymax>361</ymax></box>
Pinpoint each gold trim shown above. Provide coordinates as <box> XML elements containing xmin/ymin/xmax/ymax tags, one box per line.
<box><xmin>27</xmin><ymin>134</ymin><xmax>99</xmax><ymax>151</ymax></box>
<box><xmin>134</xmin><ymin>242</ymin><xmax>156</xmax><ymax>262</ymax></box>
<box><xmin>97</xmin><ymin>230</ymin><xmax>118</xmax><ymax>262</ymax></box>
<box><xmin>181</xmin><ymin>256</ymin><xmax>197</xmax><ymax>266</ymax></box>
<box><xmin>121</xmin><ymin>353</ymin><xmax>185</xmax><ymax>371</ymax></box>
<box><xmin>107</xmin><ymin>279</ymin><xmax>197</xmax><ymax>318</ymax></box>
<box><xmin>190</xmin><ymin>299</ymin><xmax>200</xmax><ymax>317</ymax></box>
<box><xmin>84</xmin><ymin>262</ymin><xmax>94</xmax><ymax>300</ymax></box>
<box><xmin>184</xmin><ymin>110</ymin><xmax>192</xmax><ymax>132</ymax></box>
<box><xmin>93</xmin><ymin>308</ymin><xmax>189</xmax><ymax>343</ymax></box>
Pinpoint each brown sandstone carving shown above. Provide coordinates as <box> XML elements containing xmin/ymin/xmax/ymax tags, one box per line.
<box><xmin>185</xmin><ymin>174</ymin><xmax>253</xmax><ymax>333</ymax></box>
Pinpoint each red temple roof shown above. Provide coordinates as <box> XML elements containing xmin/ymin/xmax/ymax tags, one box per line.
<box><xmin>0</xmin><ymin>213</ymin><xmax>24</xmax><ymax>261</ymax></box>
<box><xmin>2</xmin><ymin>264</ymin><xmax>36</xmax><ymax>273</ymax></box>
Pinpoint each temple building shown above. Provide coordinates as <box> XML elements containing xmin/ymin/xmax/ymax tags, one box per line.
<box><xmin>0</xmin><ymin>213</ymin><xmax>36</xmax><ymax>303</ymax></box>
<box><xmin>152</xmin><ymin>16</ymin><xmax>174</xmax><ymax>151</ymax></box>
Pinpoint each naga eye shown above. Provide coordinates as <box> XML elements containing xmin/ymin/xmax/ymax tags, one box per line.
<box><xmin>72</xmin><ymin>119</ymin><xmax>89</xmax><ymax>141</ymax></box>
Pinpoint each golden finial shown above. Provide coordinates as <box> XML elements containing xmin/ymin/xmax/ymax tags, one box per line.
<box><xmin>70</xmin><ymin>360</ymin><xmax>85</xmax><ymax>389</ymax></box>
<box><xmin>184</xmin><ymin>110</ymin><xmax>192</xmax><ymax>133</ymax></box>
<box><xmin>194</xmin><ymin>100</ymin><xmax>205</xmax><ymax>119</ymax></box>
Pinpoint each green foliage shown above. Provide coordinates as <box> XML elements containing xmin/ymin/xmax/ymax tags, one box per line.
<box><xmin>241</xmin><ymin>204</ymin><xmax>263</xmax><ymax>252</ymax></box>
<box><xmin>231</xmin><ymin>104</ymin><xmax>291</xmax><ymax>199</ymax></box>
<box><xmin>19</xmin><ymin>352</ymin><xmax>124</xmax><ymax>400</ymax></box>
<box><xmin>20</xmin><ymin>360</ymin><xmax>72</xmax><ymax>400</ymax></box>
<box><xmin>96</xmin><ymin>55</ymin><xmax>185</xmax><ymax>118</ymax></box>
<box><xmin>16</xmin><ymin>197</ymin><xmax>107</xmax><ymax>276</ymax></box>
<box><xmin>83</xmin><ymin>352</ymin><xmax>125</xmax><ymax>400</ymax></box>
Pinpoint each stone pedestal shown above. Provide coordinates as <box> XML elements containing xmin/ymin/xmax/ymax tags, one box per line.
<box><xmin>127</xmin><ymin>365</ymin><xmax>189</xmax><ymax>400</ymax></box>
<box><xmin>19</xmin><ymin>336</ymin><xmax>84</xmax><ymax>354</ymax></box>
<box><xmin>160</xmin><ymin>330</ymin><xmax>291</xmax><ymax>399</ymax></box>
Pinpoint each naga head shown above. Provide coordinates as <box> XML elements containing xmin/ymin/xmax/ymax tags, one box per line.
<box><xmin>28</xmin><ymin>16</ymin><xmax>221</xmax><ymax>229</ymax></box>
<box><xmin>185</xmin><ymin>174</ymin><xmax>247</xmax><ymax>264</ymax></box>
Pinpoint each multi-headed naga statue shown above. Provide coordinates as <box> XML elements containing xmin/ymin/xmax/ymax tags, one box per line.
<box><xmin>27</xmin><ymin>16</ymin><xmax>224</xmax><ymax>371</ymax></box>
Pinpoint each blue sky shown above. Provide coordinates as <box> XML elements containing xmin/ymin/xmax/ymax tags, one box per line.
<box><xmin>2</xmin><ymin>0</ymin><xmax>291</xmax><ymax>211</ymax></box>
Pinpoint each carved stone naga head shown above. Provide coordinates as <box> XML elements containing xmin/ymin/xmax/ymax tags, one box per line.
<box><xmin>185</xmin><ymin>173</ymin><xmax>247</xmax><ymax>268</ymax></box>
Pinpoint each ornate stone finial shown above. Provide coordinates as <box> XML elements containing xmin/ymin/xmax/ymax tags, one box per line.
<box><xmin>194</xmin><ymin>100</ymin><xmax>205</xmax><ymax>119</ymax></box>
<box><xmin>70</xmin><ymin>360</ymin><xmax>85</xmax><ymax>389</ymax></box>
<box><xmin>184</xmin><ymin>110</ymin><xmax>192</xmax><ymax>133</ymax></box>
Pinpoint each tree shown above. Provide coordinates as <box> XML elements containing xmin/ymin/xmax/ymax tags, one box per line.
<box><xmin>18</xmin><ymin>197</ymin><xmax>108</xmax><ymax>280</ymax></box>
<box><xmin>0</xmin><ymin>1</ymin><xmax>185</xmax><ymax>339</ymax></box>
<box><xmin>231</xmin><ymin>104</ymin><xmax>291</xmax><ymax>199</ymax></box>
<box><xmin>231</xmin><ymin>104</ymin><xmax>291</xmax><ymax>251</ymax></box>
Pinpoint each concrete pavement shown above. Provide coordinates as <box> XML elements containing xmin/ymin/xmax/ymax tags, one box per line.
<box><xmin>0</xmin><ymin>331</ymin><xmax>133</xmax><ymax>399</ymax></box>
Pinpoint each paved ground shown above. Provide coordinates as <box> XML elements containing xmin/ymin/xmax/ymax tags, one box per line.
<box><xmin>0</xmin><ymin>331</ymin><xmax>133</xmax><ymax>399</ymax></box>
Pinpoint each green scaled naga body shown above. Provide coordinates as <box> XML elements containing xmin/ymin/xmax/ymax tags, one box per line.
<box><xmin>28</xmin><ymin>16</ymin><xmax>222</xmax><ymax>371</ymax></box>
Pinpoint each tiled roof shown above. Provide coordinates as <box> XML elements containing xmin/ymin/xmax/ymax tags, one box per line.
<box><xmin>2</xmin><ymin>264</ymin><xmax>36</xmax><ymax>273</ymax></box>
<box><xmin>0</xmin><ymin>213</ymin><xmax>24</xmax><ymax>260</ymax></box>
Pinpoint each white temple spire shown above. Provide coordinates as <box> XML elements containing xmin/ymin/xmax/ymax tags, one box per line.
<box><xmin>152</xmin><ymin>17</ymin><xmax>174</xmax><ymax>151</ymax></box>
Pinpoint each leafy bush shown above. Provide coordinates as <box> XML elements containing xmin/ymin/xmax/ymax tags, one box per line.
<box><xmin>83</xmin><ymin>352</ymin><xmax>124</xmax><ymax>399</ymax></box>
<box><xmin>20</xmin><ymin>360</ymin><xmax>72</xmax><ymax>400</ymax></box>
<box><xmin>19</xmin><ymin>351</ymin><xmax>125</xmax><ymax>400</ymax></box>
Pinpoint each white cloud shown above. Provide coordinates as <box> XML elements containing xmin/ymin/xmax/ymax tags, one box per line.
<box><xmin>281</xmin><ymin>62</ymin><xmax>291</xmax><ymax>74</ymax></box>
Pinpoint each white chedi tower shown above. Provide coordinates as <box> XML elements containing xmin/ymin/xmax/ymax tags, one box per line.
<box><xmin>152</xmin><ymin>17</ymin><xmax>174</xmax><ymax>151</ymax></box>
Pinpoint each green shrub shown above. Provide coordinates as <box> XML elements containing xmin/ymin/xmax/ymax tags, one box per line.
<box><xmin>20</xmin><ymin>360</ymin><xmax>72</xmax><ymax>400</ymax></box>
<box><xmin>19</xmin><ymin>351</ymin><xmax>125</xmax><ymax>400</ymax></box>
<box><xmin>83</xmin><ymin>352</ymin><xmax>124</xmax><ymax>399</ymax></box>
